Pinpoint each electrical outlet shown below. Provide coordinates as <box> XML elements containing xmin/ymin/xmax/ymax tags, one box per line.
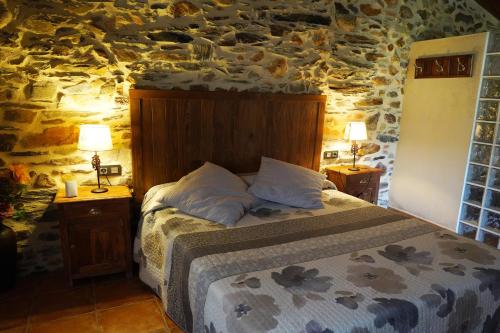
<box><xmin>99</xmin><ymin>165</ymin><xmax>122</xmax><ymax>176</ymax></box>
<box><xmin>323</xmin><ymin>150</ymin><xmax>339</xmax><ymax>159</ymax></box>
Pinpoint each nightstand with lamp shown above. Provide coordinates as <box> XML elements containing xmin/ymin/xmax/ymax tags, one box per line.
<box><xmin>326</xmin><ymin>121</ymin><xmax>383</xmax><ymax>204</ymax></box>
<box><xmin>54</xmin><ymin>124</ymin><xmax>132</xmax><ymax>285</ymax></box>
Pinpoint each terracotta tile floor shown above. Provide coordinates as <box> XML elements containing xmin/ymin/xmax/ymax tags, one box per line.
<box><xmin>0</xmin><ymin>271</ymin><xmax>184</xmax><ymax>333</ymax></box>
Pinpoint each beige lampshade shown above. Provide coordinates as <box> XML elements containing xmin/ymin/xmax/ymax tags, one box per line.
<box><xmin>344</xmin><ymin>122</ymin><xmax>367</xmax><ymax>141</ymax></box>
<box><xmin>78</xmin><ymin>125</ymin><xmax>113</xmax><ymax>152</ymax></box>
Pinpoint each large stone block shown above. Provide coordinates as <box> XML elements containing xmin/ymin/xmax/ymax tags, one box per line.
<box><xmin>4</xmin><ymin>109</ymin><xmax>37</xmax><ymax>123</ymax></box>
<box><xmin>113</xmin><ymin>47</ymin><xmax>141</xmax><ymax>62</ymax></box>
<box><xmin>268</xmin><ymin>58</ymin><xmax>288</xmax><ymax>78</ymax></box>
<box><xmin>0</xmin><ymin>1</ymin><xmax>11</xmax><ymax>29</ymax></box>
<box><xmin>31</xmin><ymin>157</ymin><xmax>86</xmax><ymax>166</ymax></box>
<box><xmin>34</xmin><ymin>173</ymin><xmax>56</xmax><ymax>188</ymax></box>
<box><xmin>147</xmin><ymin>31</ymin><xmax>193</xmax><ymax>43</ymax></box>
<box><xmin>0</xmin><ymin>30</ymin><xmax>18</xmax><ymax>47</ymax></box>
<box><xmin>235</xmin><ymin>32</ymin><xmax>268</xmax><ymax>44</ymax></box>
<box><xmin>0</xmin><ymin>133</ymin><xmax>17</xmax><ymax>151</ymax></box>
<box><xmin>336</xmin><ymin>15</ymin><xmax>356</xmax><ymax>32</ymax></box>
<box><xmin>21</xmin><ymin>126</ymin><xmax>78</xmax><ymax>148</ymax></box>
<box><xmin>360</xmin><ymin>4</ymin><xmax>381</xmax><ymax>16</ymax></box>
<box><xmin>358</xmin><ymin>143</ymin><xmax>381</xmax><ymax>156</ymax></box>
<box><xmin>28</xmin><ymin>82</ymin><xmax>57</xmax><ymax>102</ymax></box>
<box><xmin>170</xmin><ymin>1</ymin><xmax>199</xmax><ymax>17</ymax></box>
<box><xmin>272</xmin><ymin>13</ymin><xmax>332</xmax><ymax>26</ymax></box>
<box><xmin>354</xmin><ymin>98</ymin><xmax>383</xmax><ymax>108</ymax></box>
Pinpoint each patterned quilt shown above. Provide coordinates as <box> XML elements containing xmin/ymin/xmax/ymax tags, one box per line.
<box><xmin>134</xmin><ymin>190</ymin><xmax>500</xmax><ymax>333</ymax></box>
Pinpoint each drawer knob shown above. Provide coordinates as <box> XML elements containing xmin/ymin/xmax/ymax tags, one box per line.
<box><xmin>359</xmin><ymin>179</ymin><xmax>369</xmax><ymax>184</ymax></box>
<box><xmin>88</xmin><ymin>208</ymin><xmax>102</xmax><ymax>216</ymax></box>
<box><xmin>70</xmin><ymin>244</ymin><xmax>76</xmax><ymax>249</ymax></box>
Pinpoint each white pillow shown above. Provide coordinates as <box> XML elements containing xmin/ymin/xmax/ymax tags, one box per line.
<box><xmin>158</xmin><ymin>162</ymin><xmax>254</xmax><ymax>226</ymax></box>
<box><xmin>248</xmin><ymin>157</ymin><xmax>326</xmax><ymax>209</ymax></box>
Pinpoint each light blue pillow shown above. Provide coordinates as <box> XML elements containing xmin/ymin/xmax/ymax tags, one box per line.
<box><xmin>158</xmin><ymin>162</ymin><xmax>254</xmax><ymax>226</ymax></box>
<box><xmin>249</xmin><ymin>157</ymin><xmax>326</xmax><ymax>209</ymax></box>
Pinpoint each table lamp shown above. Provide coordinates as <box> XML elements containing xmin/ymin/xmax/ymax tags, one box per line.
<box><xmin>78</xmin><ymin>124</ymin><xmax>113</xmax><ymax>193</ymax></box>
<box><xmin>344</xmin><ymin>122</ymin><xmax>367</xmax><ymax>171</ymax></box>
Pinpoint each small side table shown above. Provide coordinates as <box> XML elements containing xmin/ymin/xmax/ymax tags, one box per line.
<box><xmin>326</xmin><ymin>165</ymin><xmax>383</xmax><ymax>204</ymax></box>
<box><xmin>54</xmin><ymin>186</ymin><xmax>132</xmax><ymax>285</ymax></box>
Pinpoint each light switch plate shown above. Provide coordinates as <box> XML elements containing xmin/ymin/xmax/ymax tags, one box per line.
<box><xmin>323</xmin><ymin>150</ymin><xmax>339</xmax><ymax>159</ymax></box>
<box><xmin>99</xmin><ymin>165</ymin><xmax>122</xmax><ymax>176</ymax></box>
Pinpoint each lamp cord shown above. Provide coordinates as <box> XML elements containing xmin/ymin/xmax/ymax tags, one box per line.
<box><xmin>105</xmin><ymin>174</ymin><xmax>112</xmax><ymax>186</ymax></box>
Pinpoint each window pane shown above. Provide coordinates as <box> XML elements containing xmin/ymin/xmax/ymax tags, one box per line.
<box><xmin>474</xmin><ymin>122</ymin><xmax>495</xmax><ymax>143</ymax></box>
<box><xmin>468</xmin><ymin>164</ymin><xmax>488</xmax><ymax>185</ymax></box>
<box><xmin>481</xmin><ymin>79</ymin><xmax>500</xmax><ymax>99</ymax></box>
<box><xmin>477</xmin><ymin>101</ymin><xmax>498</xmax><ymax>121</ymax></box>
<box><xmin>470</xmin><ymin>144</ymin><xmax>491</xmax><ymax>165</ymax></box>
<box><xmin>460</xmin><ymin>204</ymin><xmax>480</xmax><ymax>224</ymax></box>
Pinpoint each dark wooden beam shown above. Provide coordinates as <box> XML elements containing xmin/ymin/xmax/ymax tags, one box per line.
<box><xmin>475</xmin><ymin>0</ymin><xmax>500</xmax><ymax>21</ymax></box>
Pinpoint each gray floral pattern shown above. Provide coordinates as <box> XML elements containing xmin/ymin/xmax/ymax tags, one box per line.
<box><xmin>231</xmin><ymin>274</ymin><xmax>261</xmax><ymax>289</ymax></box>
<box><xmin>473</xmin><ymin>267</ymin><xmax>500</xmax><ymax>301</ymax></box>
<box><xmin>272</xmin><ymin>266</ymin><xmax>333</xmax><ymax>293</ymax></box>
<box><xmin>305</xmin><ymin>320</ymin><xmax>334</xmax><ymax>333</ymax></box>
<box><xmin>335</xmin><ymin>291</ymin><xmax>364</xmax><ymax>310</ymax></box>
<box><xmin>482</xmin><ymin>303</ymin><xmax>500</xmax><ymax>333</ymax></box>
<box><xmin>347</xmin><ymin>265</ymin><xmax>407</xmax><ymax>294</ymax></box>
<box><xmin>439</xmin><ymin>262</ymin><xmax>466</xmax><ymax>276</ymax></box>
<box><xmin>350</xmin><ymin>328</ymin><xmax>370</xmax><ymax>333</ymax></box>
<box><xmin>349</xmin><ymin>252</ymin><xmax>375</xmax><ymax>263</ymax></box>
<box><xmin>446</xmin><ymin>290</ymin><xmax>483</xmax><ymax>333</ymax></box>
<box><xmin>435</xmin><ymin>232</ymin><xmax>458</xmax><ymax>240</ymax></box>
<box><xmin>161</xmin><ymin>216</ymin><xmax>221</xmax><ymax>238</ymax></box>
<box><xmin>142</xmin><ymin>231</ymin><xmax>163</xmax><ymax>269</ymax></box>
<box><xmin>136</xmin><ymin>190</ymin><xmax>500</xmax><ymax>333</ymax></box>
<box><xmin>249</xmin><ymin>207</ymin><xmax>290</xmax><ymax>220</ymax></box>
<box><xmin>420</xmin><ymin>284</ymin><xmax>455</xmax><ymax>318</ymax></box>
<box><xmin>378</xmin><ymin>244</ymin><xmax>433</xmax><ymax>276</ymax></box>
<box><xmin>222</xmin><ymin>291</ymin><xmax>280</xmax><ymax>333</ymax></box>
<box><xmin>272</xmin><ymin>265</ymin><xmax>333</xmax><ymax>308</ymax></box>
<box><xmin>295</xmin><ymin>210</ymin><xmax>314</xmax><ymax>217</ymax></box>
<box><xmin>438</xmin><ymin>241</ymin><xmax>496</xmax><ymax>265</ymax></box>
<box><xmin>367</xmin><ymin>298</ymin><xmax>419</xmax><ymax>333</ymax></box>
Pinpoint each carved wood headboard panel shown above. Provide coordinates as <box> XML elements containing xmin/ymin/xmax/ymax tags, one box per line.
<box><xmin>130</xmin><ymin>89</ymin><xmax>326</xmax><ymax>202</ymax></box>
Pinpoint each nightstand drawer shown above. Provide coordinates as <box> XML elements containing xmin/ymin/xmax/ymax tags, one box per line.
<box><xmin>61</xmin><ymin>200</ymin><xmax>129</xmax><ymax>220</ymax></box>
<box><xmin>326</xmin><ymin>165</ymin><xmax>382</xmax><ymax>205</ymax></box>
<box><xmin>347</xmin><ymin>173</ymin><xmax>379</xmax><ymax>187</ymax></box>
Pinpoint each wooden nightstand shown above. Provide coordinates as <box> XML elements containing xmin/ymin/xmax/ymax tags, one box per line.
<box><xmin>326</xmin><ymin>165</ymin><xmax>383</xmax><ymax>204</ymax></box>
<box><xmin>54</xmin><ymin>186</ymin><xmax>132</xmax><ymax>285</ymax></box>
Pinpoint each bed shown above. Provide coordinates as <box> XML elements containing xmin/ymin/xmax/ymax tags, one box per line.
<box><xmin>130</xmin><ymin>89</ymin><xmax>500</xmax><ymax>333</ymax></box>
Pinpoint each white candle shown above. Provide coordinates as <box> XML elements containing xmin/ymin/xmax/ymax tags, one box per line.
<box><xmin>65</xmin><ymin>181</ymin><xmax>78</xmax><ymax>198</ymax></box>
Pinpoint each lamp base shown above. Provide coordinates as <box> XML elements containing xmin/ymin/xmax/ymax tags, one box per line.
<box><xmin>348</xmin><ymin>167</ymin><xmax>360</xmax><ymax>171</ymax></box>
<box><xmin>91</xmin><ymin>187</ymin><xmax>108</xmax><ymax>193</ymax></box>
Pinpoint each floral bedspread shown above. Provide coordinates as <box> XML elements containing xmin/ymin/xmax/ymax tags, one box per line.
<box><xmin>134</xmin><ymin>190</ymin><xmax>500</xmax><ymax>333</ymax></box>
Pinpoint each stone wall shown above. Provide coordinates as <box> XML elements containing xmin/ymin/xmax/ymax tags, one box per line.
<box><xmin>0</xmin><ymin>0</ymin><xmax>498</xmax><ymax>275</ymax></box>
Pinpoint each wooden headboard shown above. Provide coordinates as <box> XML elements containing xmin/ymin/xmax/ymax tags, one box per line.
<box><xmin>130</xmin><ymin>89</ymin><xmax>326</xmax><ymax>202</ymax></box>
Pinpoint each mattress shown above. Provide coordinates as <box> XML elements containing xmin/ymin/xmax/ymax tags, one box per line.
<box><xmin>134</xmin><ymin>189</ymin><xmax>500</xmax><ymax>333</ymax></box>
